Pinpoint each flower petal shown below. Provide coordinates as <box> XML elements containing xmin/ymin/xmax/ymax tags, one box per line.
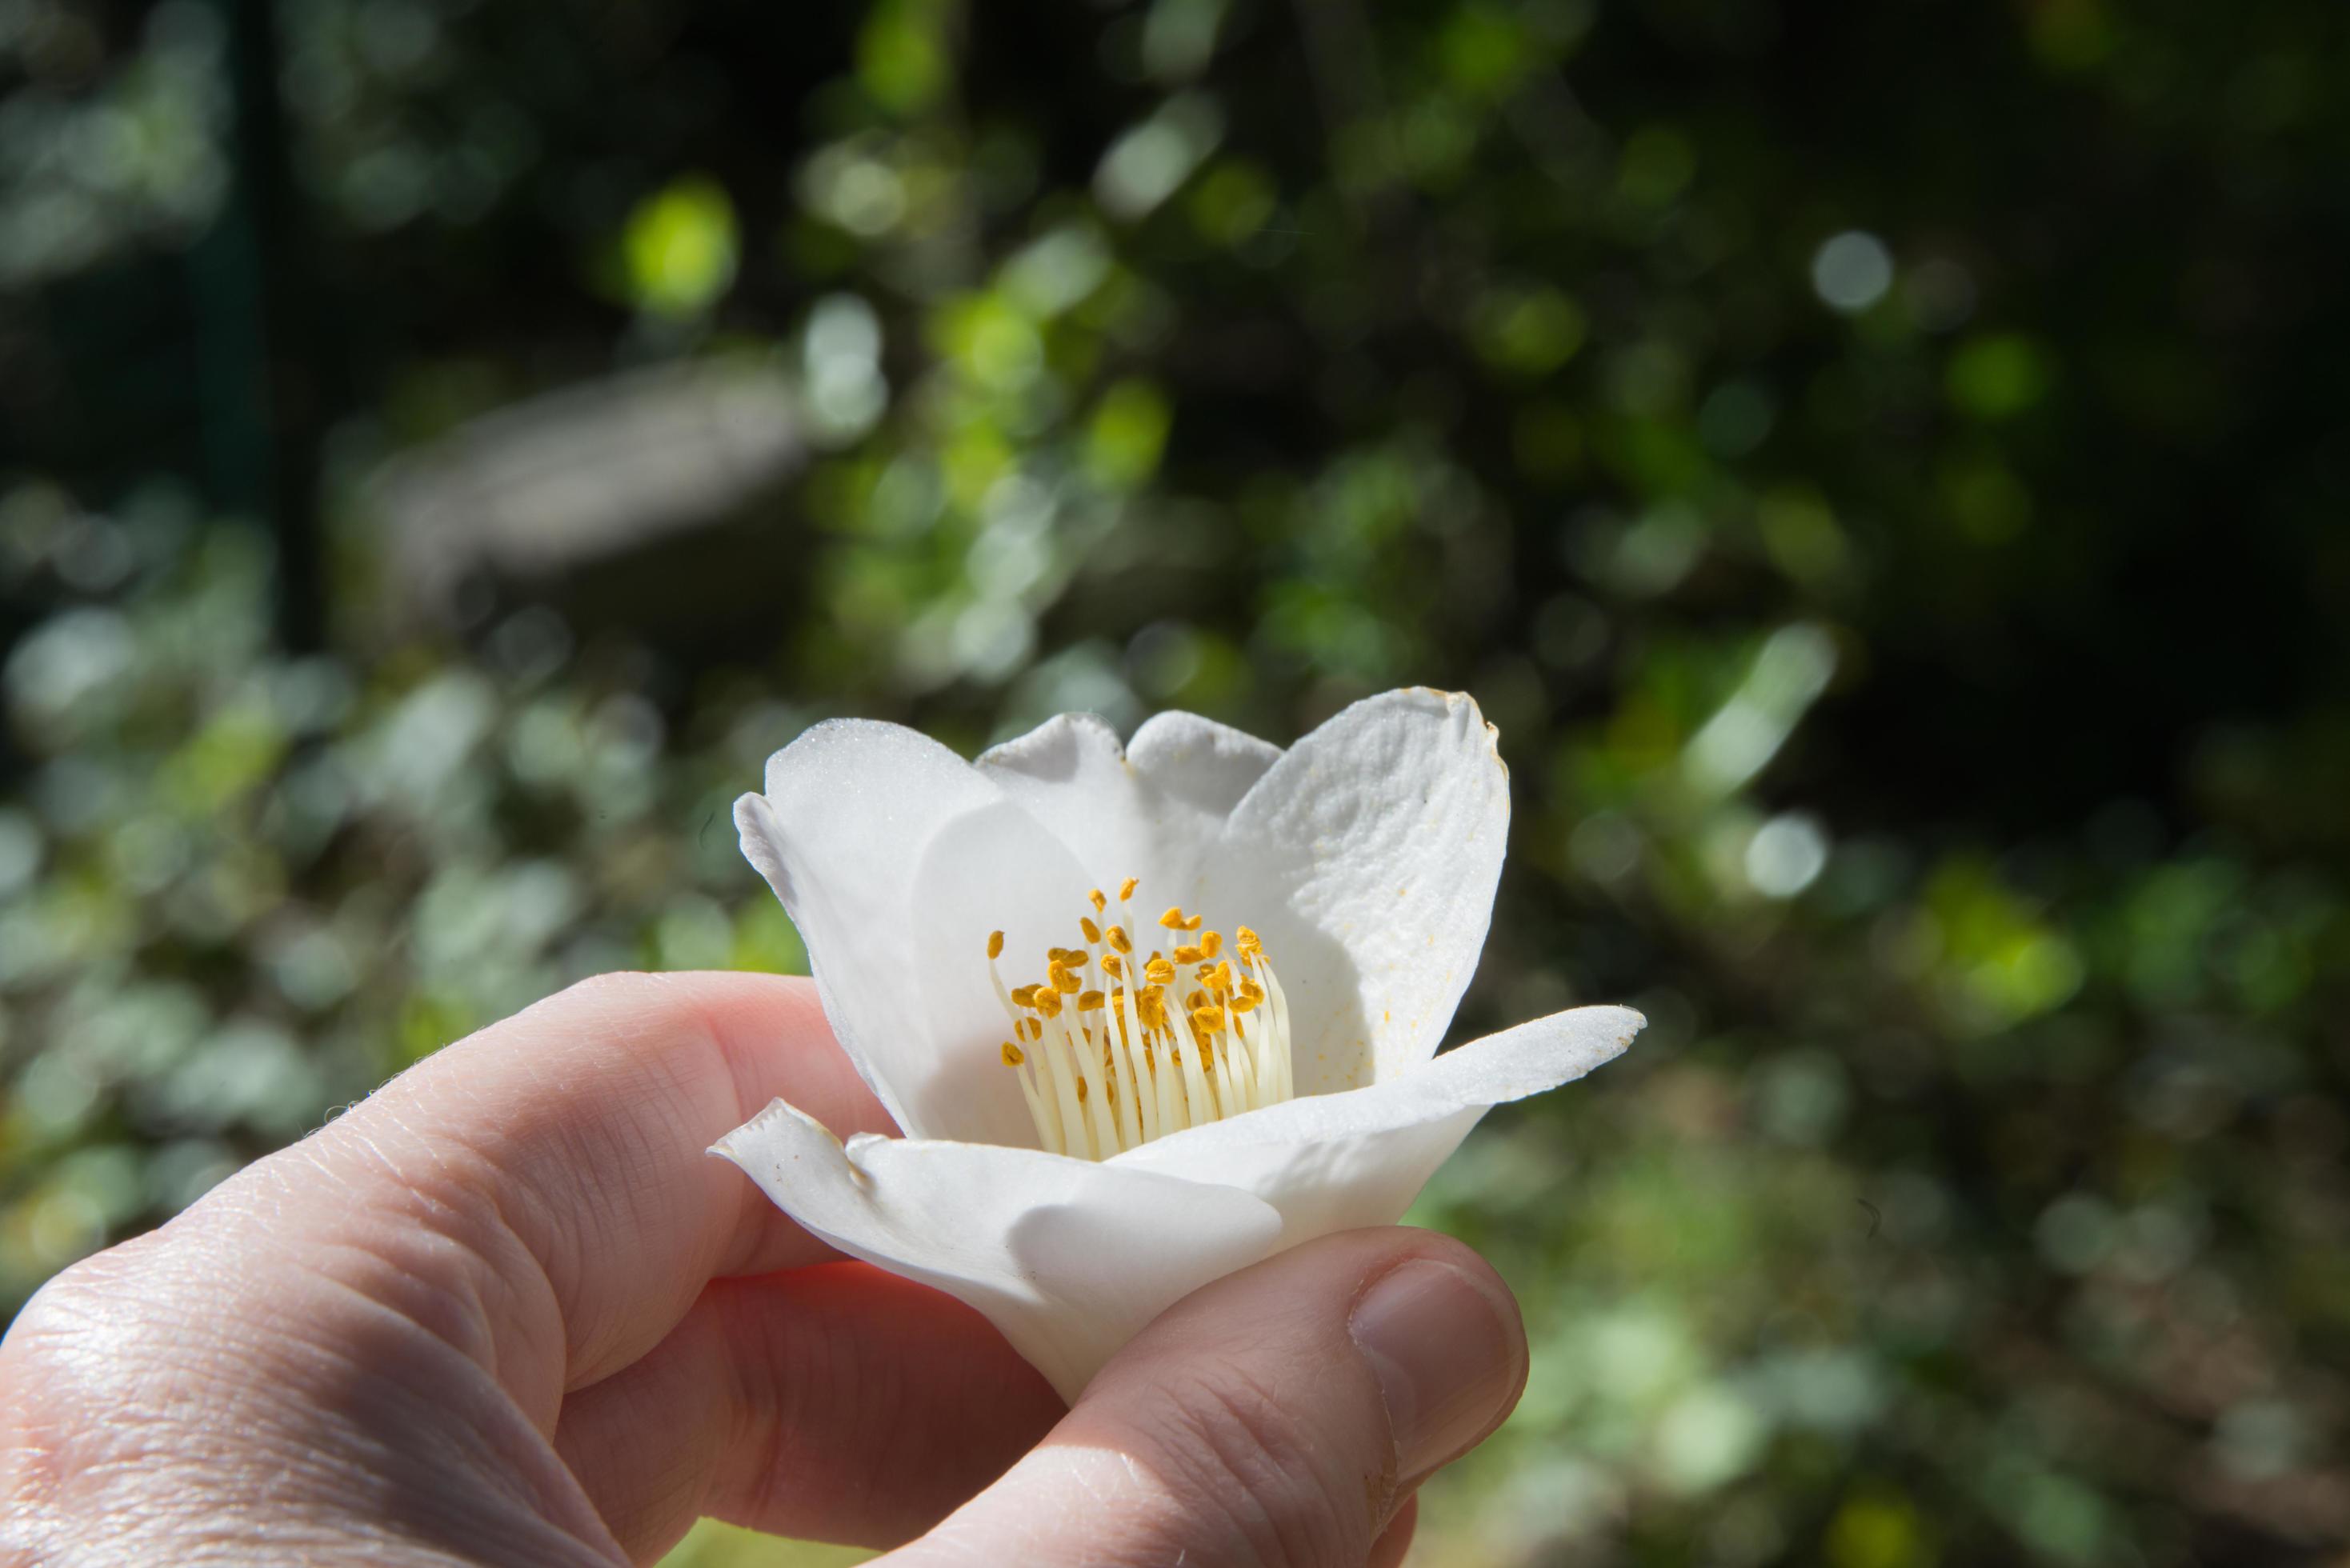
<box><xmin>1126</xmin><ymin>709</ymin><xmax>1285</xmax><ymax>815</ymax></box>
<box><xmin>1113</xmin><ymin>1005</ymin><xmax>1643</xmax><ymax>1242</ymax></box>
<box><xmin>738</xmin><ymin>720</ymin><xmax>1093</xmax><ymax>1144</ymax></box>
<box><xmin>715</xmin><ymin>1101</ymin><xmax>1286</xmax><ymax>1402</ymax></box>
<box><xmin>1215</xmin><ymin>689</ymin><xmax>1511</xmax><ymax>1092</ymax></box>
<box><xmin>975</xmin><ymin>710</ymin><xmax>1281</xmax><ymax>906</ymax></box>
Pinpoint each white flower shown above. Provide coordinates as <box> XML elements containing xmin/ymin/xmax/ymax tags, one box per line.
<box><xmin>716</xmin><ymin>689</ymin><xmax>1643</xmax><ymax>1400</ymax></box>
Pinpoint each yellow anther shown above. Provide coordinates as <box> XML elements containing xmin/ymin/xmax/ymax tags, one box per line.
<box><xmin>988</xmin><ymin>875</ymin><xmax>1291</xmax><ymax>1159</ymax></box>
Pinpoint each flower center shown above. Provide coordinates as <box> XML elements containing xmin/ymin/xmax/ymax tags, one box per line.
<box><xmin>987</xmin><ymin>877</ymin><xmax>1294</xmax><ymax>1159</ymax></box>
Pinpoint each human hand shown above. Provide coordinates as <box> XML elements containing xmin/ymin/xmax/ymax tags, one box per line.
<box><xmin>0</xmin><ymin>973</ymin><xmax>1530</xmax><ymax>1566</ymax></box>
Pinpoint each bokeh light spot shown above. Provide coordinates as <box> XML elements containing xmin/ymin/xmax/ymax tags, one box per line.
<box><xmin>1947</xmin><ymin>333</ymin><xmax>2053</xmax><ymax>420</ymax></box>
<box><xmin>1747</xmin><ymin>812</ymin><xmax>1829</xmax><ymax>898</ymax></box>
<box><xmin>1812</xmin><ymin>231</ymin><xmax>1895</xmax><ymax>314</ymax></box>
<box><xmin>621</xmin><ymin>176</ymin><xmax>739</xmax><ymax>319</ymax></box>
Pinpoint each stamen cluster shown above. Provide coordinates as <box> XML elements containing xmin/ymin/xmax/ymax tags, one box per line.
<box><xmin>989</xmin><ymin>877</ymin><xmax>1293</xmax><ymax>1159</ymax></box>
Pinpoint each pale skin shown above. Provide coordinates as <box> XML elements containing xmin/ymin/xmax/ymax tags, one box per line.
<box><xmin>0</xmin><ymin>973</ymin><xmax>1531</xmax><ymax>1566</ymax></box>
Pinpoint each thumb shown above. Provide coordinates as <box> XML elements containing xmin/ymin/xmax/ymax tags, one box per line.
<box><xmin>891</xmin><ymin>1228</ymin><xmax>1528</xmax><ymax>1568</ymax></box>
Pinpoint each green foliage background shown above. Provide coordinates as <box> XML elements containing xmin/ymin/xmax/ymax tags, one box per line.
<box><xmin>5</xmin><ymin>0</ymin><xmax>2349</xmax><ymax>1563</ymax></box>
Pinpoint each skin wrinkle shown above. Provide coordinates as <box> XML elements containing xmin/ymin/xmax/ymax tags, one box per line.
<box><xmin>553</xmin><ymin>1282</ymin><xmax>762</xmax><ymax>1555</ymax></box>
<box><xmin>717</xmin><ymin>1298</ymin><xmax>819</xmax><ymax>1538</ymax></box>
<box><xmin>294</xmin><ymin>1107</ymin><xmax>571</xmax><ymax>1427</ymax></box>
<box><xmin>406</xmin><ymin>1046</ymin><xmax>651</xmax><ymax>1379</ymax></box>
<box><xmin>540</xmin><ymin>1101</ymin><xmax>679</xmax><ymax>1377</ymax></box>
<box><xmin>552</xmin><ymin>1324</ymin><xmax>723</xmax><ymax>1562</ymax></box>
<box><xmin>655</xmin><ymin>1318</ymin><xmax>737</xmax><ymax>1549</ymax></box>
<box><xmin>232</xmin><ymin>1265</ymin><xmax>626</xmax><ymax>1566</ymax></box>
<box><xmin>695</xmin><ymin>1286</ymin><xmax>775</xmax><ymax>1532</ymax></box>
<box><xmin>1222</xmin><ymin>1358</ymin><xmax>1381</xmax><ymax>1561</ymax></box>
<box><xmin>6</xmin><ymin>1243</ymin><xmax>597</xmax><ymax>1568</ymax></box>
<box><xmin>349</xmin><ymin>992</ymin><xmax>712</xmax><ymax>1392</ymax></box>
<box><xmin>754</xmin><ymin>1267</ymin><xmax>1059</xmax><ymax>1546</ymax></box>
<box><xmin>9</xmin><ymin>1254</ymin><xmax>299</xmax><ymax>1482</ymax></box>
<box><xmin>546</xmin><ymin>1262</ymin><xmax>1060</xmax><ymax>1558</ymax></box>
<box><xmin>753</xmin><ymin>1274</ymin><xmax>851</xmax><ymax>1523</ymax></box>
<box><xmin>668</xmin><ymin>1296</ymin><xmax>743</xmax><ymax>1537</ymax></box>
<box><xmin>831</xmin><ymin>1295</ymin><xmax>916</xmax><ymax>1527</ymax></box>
<box><xmin>910</xmin><ymin>1342</ymin><xmax>1385</xmax><ymax>1568</ymax></box>
<box><xmin>1140</xmin><ymin>1394</ymin><xmax>1295</xmax><ymax>1567</ymax></box>
<box><xmin>37</xmin><ymin>1504</ymin><xmax>412</xmax><ymax>1568</ymax></box>
<box><xmin>359</xmin><ymin>973</ymin><xmax>865</xmax><ymax>1395</ymax></box>
<box><xmin>630</xmin><ymin>975</ymin><xmax>891</xmax><ymax>1282</ymax></box>
<box><xmin>726</xmin><ymin>1268</ymin><xmax>907</xmax><ymax>1538</ymax></box>
<box><xmin>1146</xmin><ymin>1358</ymin><xmax>1367</xmax><ymax>1568</ymax></box>
<box><xmin>309</xmin><ymin>1197</ymin><xmax>522</xmax><ymax>1398</ymax></box>
<box><xmin>941</xmin><ymin>1449</ymin><xmax>1137</xmax><ymax>1567</ymax></box>
<box><xmin>380</xmin><ymin>1123</ymin><xmax>573</xmax><ymax>1418</ymax></box>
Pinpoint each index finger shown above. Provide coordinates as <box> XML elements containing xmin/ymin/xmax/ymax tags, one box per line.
<box><xmin>304</xmin><ymin>970</ymin><xmax>893</xmax><ymax>1395</ymax></box>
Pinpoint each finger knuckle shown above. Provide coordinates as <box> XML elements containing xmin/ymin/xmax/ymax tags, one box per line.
<box><xmin>2</xmin><ymin>1242</ymin><xmax>190</xmax><ymax>1488</ymax></box>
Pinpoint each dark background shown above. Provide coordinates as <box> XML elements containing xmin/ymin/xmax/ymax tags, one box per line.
<box><xmin>3</xmin><ymin>1</ymin><xmax>2348</xmax><ymax>1563</ymax></box>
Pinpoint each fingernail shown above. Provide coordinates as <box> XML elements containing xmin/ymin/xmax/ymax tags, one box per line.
<box><xmin>1347</xmin><ymin>1258</ymin><xmax>1522</xmax><ymax>1475</ymax></box>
